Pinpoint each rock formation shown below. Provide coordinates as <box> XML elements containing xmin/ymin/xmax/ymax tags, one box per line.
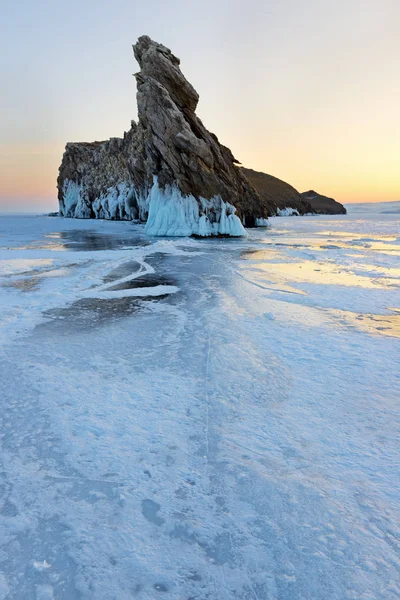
<box><xmin>300</xmin><ymin>191</ymin><xmax>346</xmax><ymax>215</ymax></box>
<box><xmin>242</xmin><ymin>168</ymin><xmax>347</xmax><ymax>216</ymax></box>
<box><xmin>241</xmin><ymin>167</ymin><xmax>314</xmax><ymax>216</ymax></box>
<box><xmin>58</xmin><ymin>36</ymin><xmax>275</xmax><ymax>236</ymax></box>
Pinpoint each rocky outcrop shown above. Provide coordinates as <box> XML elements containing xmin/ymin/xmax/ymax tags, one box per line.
<box><xmin>241</xmin><ymin>168</ymin><xmax>314</xmax><ymax>215</ymax></box>
<box><xmin>300</xmin><ymin>191</ymin><xmax>347</xmax><ymax>215</ymax></box>
<box><xmin>58</xmin><ymin>36</ymin><xmax>275</xmax><ymax>236</ymax></box>
<box><xmin>241</xmin><ymin>168</ymin><xmax>347</xmax><ymax>216</ymax></box>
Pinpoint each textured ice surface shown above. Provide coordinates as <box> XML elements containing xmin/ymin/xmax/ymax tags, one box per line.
<box><xmin>0</xmin><ymin>212</ymin><xmax>399</xmax><ymax>599</ymax></box>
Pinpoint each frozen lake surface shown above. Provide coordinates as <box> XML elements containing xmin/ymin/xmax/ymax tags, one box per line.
<box><xmin>0</xmin><ymin>212</ymin><xmax>399</xmax><ymax>599</ymax></box>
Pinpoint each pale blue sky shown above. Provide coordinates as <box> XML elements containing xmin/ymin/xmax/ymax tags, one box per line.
<box><xmin>1</xmin><ymin>0</ymin><xmax>399</xmax><ymax>211</ymax></box>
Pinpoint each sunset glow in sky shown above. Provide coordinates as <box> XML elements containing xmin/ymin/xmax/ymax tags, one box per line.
<box><xmin>1</xmin><ymin>0</ymin><xmax>399</xmax><ymax>212</ymax></box>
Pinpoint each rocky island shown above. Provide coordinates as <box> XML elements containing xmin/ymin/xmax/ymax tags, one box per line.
<box><xmin>242</xmin><ymin>168</ymin><xmax>347</xmax><ymax>216</ymax></box>
<box><xmin>58</xmin><ymin>36</ymin><xmax>275</xmax><ymax>236</ymax></box>
<box><xmin>241</xmin><ymin>168</ymin><xmax>314</xmax><ymax>216</ymax></box>
<box><xmin>58</xmin><ymin>35</ymin><xmax>346</xmax><ymax>235</ymax></box>
<box><xmin>300</xmin><ymin>190</ymin><xmax>347</xmax><ymax>215</ymax></box>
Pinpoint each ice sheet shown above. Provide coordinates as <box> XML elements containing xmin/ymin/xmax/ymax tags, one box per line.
<box><xmin>0</xmin><ymin>213</ymin><xmax>399</xmax><ymax>599</ymax></box>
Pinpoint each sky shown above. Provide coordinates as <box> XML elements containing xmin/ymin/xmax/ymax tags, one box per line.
<box><xmin>1</xmin><ymin>0</ymin><xmax>399</xmax><ymax>212</ymax></box>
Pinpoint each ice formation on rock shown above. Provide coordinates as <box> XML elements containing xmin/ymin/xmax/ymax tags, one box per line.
<box><xmin>277</xmin><ymin>207</ymin><xmax>300</xmax><ymax>217</ymax></box>
<box><xmin>144</xmin><ymin>179</ymin><xmax>246</xmax><ymax>237</ymax></box>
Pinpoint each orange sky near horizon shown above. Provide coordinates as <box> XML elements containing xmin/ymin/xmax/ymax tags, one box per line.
<box><xmin>1</xmin><ymin>0</ymin><xmax>399</xmax><ymax>212</ymax></box>
<box><xmin>1</xmin><ymin>139</ymin><xmax>399</xmax><ymax>210</ymax></box>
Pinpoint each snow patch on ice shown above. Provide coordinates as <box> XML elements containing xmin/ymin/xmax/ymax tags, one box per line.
<box><xmin>0</xmin><ymin>258</ymin><xmax>53</xmax><ymax>276</ymax></box>
<box><xmin>145</xmin><ymin>179</ymin><xmax>246</xmax><ymax>237</ymax></box>
<box><xmin>33</xmin><ymin>560</ymin><xmax>51</xmax><ymax>571</ymax></box>
<box><xmin>82</xmin><ymin>285</ymin><xmax>179</xmax><ymax>300</ymax></box>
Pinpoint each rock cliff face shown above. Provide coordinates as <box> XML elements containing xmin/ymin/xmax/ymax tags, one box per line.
<box><xmin>58</xmin><ymin>36</ymin><xmax>274</xmax><ymax>236</ymax></box>
<box><xmin>300</xmin><ymin>191</ymin><xmax>347</xmax><ymax>215</ymax></box>
<box><xmin>241</xmin><ymin>168</ymin><xmax>314</xmax><ymax>215</ymax></box>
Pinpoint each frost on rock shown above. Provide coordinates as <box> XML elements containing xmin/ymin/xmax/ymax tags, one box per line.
<box><xmin>277</xmin><ymin>207</ymin><xmax>300</xmax><ymax>217</ymax></box>
<box><xmin>92</xmin><ymin>184</ymin><xmax>138</xmax><ymax>220</ymax></box>
<box><xmin>93</xmin><ymin>183</ymin><xmax>149</xmax><ymax>223</ymax></box>
<box><xmin>59</xmin><ymin>180</ymin><xmax>140</xmax><ymax>221</ymax></box>
<box><xmin>60</xmin><ymin>180</ymin><xmax>89</xmax><ymax>219</ymax></box>
<box><xmin>145</xmin><ymin>179</ymin><xmax>246</xmax><ymax>237</ymax></box>
<box><xmin>57</xmin><ymin>36</ymin><xmax>274</xmax><ymax>236</ymax></box>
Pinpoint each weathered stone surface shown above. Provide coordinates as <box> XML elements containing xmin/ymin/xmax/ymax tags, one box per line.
<box><xmin>58</xmin><ymin>35</ymin><xmax>275</xmax><ymax>235</ymax></box>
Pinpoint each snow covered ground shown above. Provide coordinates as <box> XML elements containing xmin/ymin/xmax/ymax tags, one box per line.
<box><xmin>0</xmin><ymin>212</ymin><xmax>399</xmax><ymax>599</ymax></box>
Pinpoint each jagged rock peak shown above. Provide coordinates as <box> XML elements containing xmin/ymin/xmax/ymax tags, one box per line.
<box><xmin>133</xmin><ymin>36</ymin><xmax>199</xmax><ymax>114</ymax></box>
<box><xmin>57</xmin><ymin>35</ymin><xmax>275</xmax><ymax>235</ymax></box>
